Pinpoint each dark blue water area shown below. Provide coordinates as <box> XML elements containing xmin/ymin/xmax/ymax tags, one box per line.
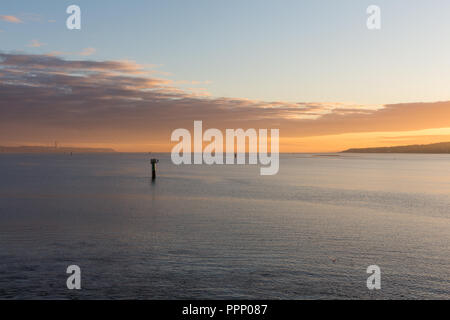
<box><xmin>0</xmin><ymin>153</ymin><xmax>449</xmax><ymax>299</ymax></box>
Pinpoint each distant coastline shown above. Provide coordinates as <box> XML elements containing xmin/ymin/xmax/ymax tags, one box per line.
<box><xmin>0</xmin><ymin>146</ymin><xmax>116</xmax><ymax>154</ymax></box>
<box><xmin>342</xmin><ymin>142</ymin><xmax>450</xmax><ymax>154</ymax></box>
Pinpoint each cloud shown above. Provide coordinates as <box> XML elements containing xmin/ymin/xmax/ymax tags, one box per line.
<box><xmin>174</xmin><ymin>80</ymin><xmax>212</xmax><ymax>85</ymax></box>
<box><xmin>47</xmin><ymin>48</ymin><xmax>97</xmax><ymax>57</ymax></box>
<box><xmin>0</xmin><ymin>53</ymin><xmax>145</xmax><ymax>74</ymax></box>
<box><xmin>0</xmin><ymin>15</ymin><xmax>22</xmax><ymax>23</ymax></box>
<box><xmin>79</xmin><ymin>48</ymin><xmax>96</xmax><ymax>56</ymax></box>
<box><xmin>27</xmin><ymin>40</ymin><xmax>45</xmax><ymax>48</ymax></box>
<box><xmin>0</xmin><ymin>52</ymin><xmax>449</xmax><ymax>151</ymax></box>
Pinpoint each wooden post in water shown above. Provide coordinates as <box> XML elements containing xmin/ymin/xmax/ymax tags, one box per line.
<box><xmin>151</xmin><ymin>158</ymin><xmax>159</xmax><ymax>180</ymax></box>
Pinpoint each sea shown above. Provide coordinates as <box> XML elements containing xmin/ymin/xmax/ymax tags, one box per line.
<box><xmin>0</xmin><ymin>153</ymin><xmax>449</xmax><ymax>299</ymax></box>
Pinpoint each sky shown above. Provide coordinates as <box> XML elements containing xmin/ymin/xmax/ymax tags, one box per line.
<box><xmin>1</xmin><ymin>0</ymin><xmax>450</xmax><ymax>152</ymax></box>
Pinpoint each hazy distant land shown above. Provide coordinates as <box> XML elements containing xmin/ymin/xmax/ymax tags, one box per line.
<box><xmin>342</xmin><ymin>142</ymin><xmax>450</xmax><ymax>153</ymax></box>
<box><xmin>0</xmin><ymin>146</ymin><xmax>116</xmax><ymax>154</ymax></box>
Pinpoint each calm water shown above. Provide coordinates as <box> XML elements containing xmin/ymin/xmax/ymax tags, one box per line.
<box><xmin>0</xmin><ymin>153</ymin><xmax>449</xmax><ymax>299</ymax></box>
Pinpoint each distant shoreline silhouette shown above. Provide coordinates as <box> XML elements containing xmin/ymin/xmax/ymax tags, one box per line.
<box><xmin>0</xmin><ymin>146</ymin><xmax>116</xmax><ymax>154</ymax></box>
<box><xmin>342</xmin><ymin>142</ymin><xmax>450</xmax><ymax>153</ymax></box>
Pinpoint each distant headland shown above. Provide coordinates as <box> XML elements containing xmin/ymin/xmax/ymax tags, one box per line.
<box><xmin>0</xmin><ymin>146</ymin><xmax>116</xmax><ymax>154</ymax></box>
<box><xmin>342</xmin><ymin>142</ymin><xmax>450</xmax><ymax>154</ymax></box>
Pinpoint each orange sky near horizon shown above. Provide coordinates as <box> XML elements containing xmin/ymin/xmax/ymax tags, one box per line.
<box><xmin>1</xmin><ymin>53</ymin><xmax>450</xmax><ymax>153</ymax></box>
<box><xmin>15</xmin><ymin>127</ymin><xmax>450</xmax><ymax>153</ymax></box>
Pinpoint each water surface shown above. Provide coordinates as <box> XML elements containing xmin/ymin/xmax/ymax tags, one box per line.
<box><xmin>0</xmin><ymin>153</ymin><xmax>449</xmax><ymax>299</ymax></box>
